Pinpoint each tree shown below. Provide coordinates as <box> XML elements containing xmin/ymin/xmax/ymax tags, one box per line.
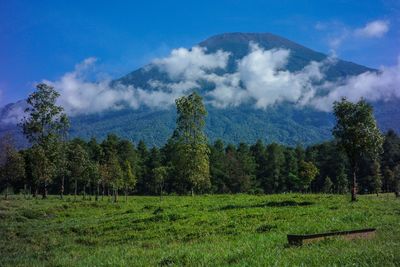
<box><xmin>264</xmin><ymin>143</ymin><xmax>285</xmax><ymax>193</ymax></box>
<box><xmin>381</xmin><ymin>130</ymin><xmax>400</xmax><ymax>192</ymax></box>
<box><xmin>393</xmin><ymin>165</ymin><xmax>400</xmax><ymax>198</ymax></box>
<box><xmin>104</xmin><ymin>153</ymin><xmax>123</xmax><ymax>202</ymax></box>
<box><xmin>67</xmin><ymin>143</ymin><xmax>90</xmax><ymax>200</ymax></box>
<box><xmin>233</xmin><ymin>143</ymin><xmax>256</xmax><ymax>193</ymax></box>
<box><xmin>20</xmin><ymin>83</ymin><xmax>69</xmax><ymax>197</ymax></box>
<box><xmin>58</xmin><ymin>114</ymin><xmax>70</xmax><ymax>199</ymax></box>
<box><xmin>333</xmin><ymin>98</ymin><xmax>383</xmax><ymax>201</ymax></box>
<box><xmin>251</xmin><ymin>140</ymin><xmax>268</xmax><ymax>192</ymax></box>
<box><xmin>153</xmin><ymin>166</ymin><xmax>168</xmax><ymax>201</ymax></box>
<box><xmin>144</xmin><ymin>147</ymin><xmax>162</xmax><ymax>195</ymax></box>
<box><xmin>30</xmin><ymin>146</ymin><xmax>55</xmax><ymax>198</ymax></box>
<box><xmin>370</xmin><ymin>160</ymin><xmax>382</xmax><ymax>196</ymax></box>
<box><xmin>210</xmin><ymin>140</ymin><xmax>229</xmax><ymax>193</ymax></box>
<box><xmin>284</xmin><ymin>148</ymin><xmax>299</xmax><ymax>192</ymax></box>
<box><xmin>298</xmin><ymin>160</ymin><xmax>319</xmax><ymax>192</ymax></box>
<box><xmin>136</xmin><ymin>140</ymin><xmax>149</xmax><ymax>194</ymax></box>
<box><xmin>87</xmin><ymin>162</ymin><xmax>101</xmax><ymax>201</ymax></box>
<box><xmin>122</xmin><ymin>160</ymin><xmax>137</xmax><ymax>201</ymax></box>
<box><xmin>336</xmin><ymin>165</ymin><xmax>349</xmax><ymax>194</ymax></box>
<box><xmin>323</xmin><ymin>176</ymin><xmax>333</xmax><ymax>193</ymax></box>
<box><xmin>172</xmin><ymin>92</ymin><xmax>210</xmax><ymax>195</ymax></box>
<box><xmin>0</xmin><ymin>135</ymin><xmax>25</xmax><ymax>199</ymax></box>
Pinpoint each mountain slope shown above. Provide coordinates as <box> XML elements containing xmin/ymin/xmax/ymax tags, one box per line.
<box><xmin>0</xmin><ymin>32</ymin><xmax>397</xmax><ymax>147</ymax></box>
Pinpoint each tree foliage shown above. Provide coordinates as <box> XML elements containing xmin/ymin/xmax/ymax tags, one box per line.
<box><xmin>172</xmin><ymin>92</ymin><xmax>210</xmax><ymax>194</ymax></box>
<box><xmin>333</xmin><ymin>98</ymin><xmax>383</xmax><ymax>201</ymax></box>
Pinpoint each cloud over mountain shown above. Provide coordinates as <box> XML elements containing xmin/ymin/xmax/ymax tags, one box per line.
<box><xmin>4</xmin><ymin>41</ymin><xmax>399</xmax><ymax>123</ymax></box>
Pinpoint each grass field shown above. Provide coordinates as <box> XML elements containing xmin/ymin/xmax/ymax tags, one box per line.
<box><xmin>0</xmin><ymin>193</ymin><xmax>399</xmax><ymax>266</ymax></box>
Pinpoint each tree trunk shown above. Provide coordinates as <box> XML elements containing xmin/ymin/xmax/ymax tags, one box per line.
<box><xmin>114</xmin><ymin>188</ymin><xmax>118</xmax><ymax>203</ymax></box>
<box><xmin>351</xmin><ymin>166</ymin><xmax>357</xmax><ymax>202</ymax></box>
<box><xmin>4</xmin><ymin>184</ymin><xmax>8</xmax><ymax>200</ymax></box>
<box><xmin>191</xmin><ymin>187</ymin><xmax>194</xmax><ymax>197</ymax></box>
<box><xmin>74</xmin><ymin>179</ymin><xmax>78</xmax><ymax>200</ymax></box>
<box><xmin>125</xmin><ymin>189</ymin><xmax>127</xmax><ymax>202</ymax></box>
<box><xmin>24</xmin><ymin>184</ymin><xmax>27</xmax><ymax>199</ymax></box>
<box><xmin>60</xmin><ymin>175</ymin><xmax>65</xmax><ymax>200</ymax></box>
<box><xmin>160</xmin><ymin>185</ymin><xmax>163</xmax><ymax>202</ymax></box>
<box><xmin>83</xmin><ymin>184</ymin><xmax>86</xmax><ymax>200</ymax></box>
<box><xmin>96</xmin><ymin>182</ymin><xmax>99</xmax><ymax>201</ymax></box>
<box><xmin>42</xmin><ymin>181</ymin><xmax>48</xmax><ymax>199</ymax></box>
<box><xmin>89</xmin><ymin>182</ymin><xmax>92</xmax><ymax>200</ymax></box>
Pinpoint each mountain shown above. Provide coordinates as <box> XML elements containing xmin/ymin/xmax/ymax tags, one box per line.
<box><xmin>1</xmin><ymin>32</ymin><xmax>398</xmax><ymax>147</ymax></box>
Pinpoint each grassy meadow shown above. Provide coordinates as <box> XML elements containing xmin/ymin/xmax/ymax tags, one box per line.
<box><xmin>0</xmin><ymin>193</ymin><xmax>399</xmax><ymax>266</ymax></box>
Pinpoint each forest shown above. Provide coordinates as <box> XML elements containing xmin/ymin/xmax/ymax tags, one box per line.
<box><xmin>1</xmin><ymin>83</ymin><xmax>400</xmax><ymax>200</ymax></box>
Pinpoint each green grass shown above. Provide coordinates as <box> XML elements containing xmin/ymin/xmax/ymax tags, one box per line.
<box><xmin>0</xmin><ymin>194</ymin><xmax>399</xmax><ymax>266</ymax></box>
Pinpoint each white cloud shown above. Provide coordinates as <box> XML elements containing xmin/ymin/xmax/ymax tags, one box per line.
<box><xmin>39</xmin><ymin>46</ymin><xmax>230</xmax><ymax>115</ymax></box>
<box><xmin>355</xmin><ymin>20</ymin><xmax>389</xmax><ymax>38</ymax></box>
<box><xmin>311</xmin><ymin>59</ymin><xmax>400</xmax><ymax>111</ymax></box>
<box><xmin>318</xmin><ymin>20</ymin><xmax>389</xmax><ymax>52</ymax></box>
<box><xmin>44</xmin><ymin>58</ymin><xmax>137</xmax><ymax>115</ymax></box>
<box><xmin>204</xmin><ymin>43</ymin><xmax>329</xmax><ymax>109</ymax></box>
<box><xmin>206</xmin><ymin>43</ymin><xmax>399</xmax><ymax>111</ymax></box>
<box><xmin>236</xmin><ymin>43</ymin><xmax>325</xmax><ymax>108</ymax></box>
<box><xmin>152</xmin><ymin>46</ymin><xmax>230</xmax><ymax>81</ymax></box>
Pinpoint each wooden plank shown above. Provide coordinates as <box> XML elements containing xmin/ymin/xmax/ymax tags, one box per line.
<box><xmin>287</xmin><ymin>228</ymin><xmax>376</xmax><ymax>246</ymax></box>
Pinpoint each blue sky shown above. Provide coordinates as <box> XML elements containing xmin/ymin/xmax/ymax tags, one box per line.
<box><xmin>0</xmin><ymin>0</ymin><xmax>399</xmax><ymax>106</ymax></box>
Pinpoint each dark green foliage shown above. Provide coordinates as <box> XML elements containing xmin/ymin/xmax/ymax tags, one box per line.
<box><xmin>171</xmin><ymin>92</ymin><xmax>211</xmax><ymax>195</ymax></box>
<box><xmin>19</xmin><ymin>83</ymin><xmax>69</xmax><ymax>198</ymax></box>
<box><xmin>0</xmin><ymin>135</ymin><xmax>25</xmax><ymax>199</ymax></box>
<box><xmin>2</xmin><ymin>87</ymin><xmax>400</xmax><ymax>197</ymax></box>
<box><xmin>323</xmin><ymin>176</ymin><xmax>334</xmax><ymax>193</ymax></box>
<box><xmin>3</xmin><ymin>127</ymin><xmax>400</xmax><ymax>196</ymax></box>
<box><xmin>333</xmin><ymin>98</ymin><xmax>383</xmax><ymax>201</ymax></box>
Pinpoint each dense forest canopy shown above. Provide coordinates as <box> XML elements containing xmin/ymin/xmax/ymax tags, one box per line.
<box><xmin>0</xmin><ymin>84</ymin><xmax>400</xmax><ymax>199</ymax></box>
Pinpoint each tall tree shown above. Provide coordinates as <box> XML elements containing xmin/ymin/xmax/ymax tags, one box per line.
<box><xmin>172</xmin><ymin>92</ymin><xmax>210</xmax><ymax>195</ymax></box>
<box><xmin>122</xmin><ymin>160</ymin><xmax>137</xmax><ymax>201</ymax></box>
<box><xmin>251</xmin><ymin>140</ymin><xmax>268</xmax><ymax>192</ymax></box>
<box><xmin>264</xmin><ymin>143</ymin><xmax>285</xmax><ymax>193</ymax></box>
<box><xmin>67</xmin><ymin>143</ymin><xmax>90</xmax><ymax>200</ymax></box>
<box><xmin>108</xmin><ymin>154</ymin><xmax>123</xmax><ymax>202</ymax></box>
<box><xmin>333</xmin><ymin>98</ymin><xmax>383</xmax><ymax>201</ymax></box>
<box><xmin>153</xmin><ymin>166</ymin><xmax>169</xmax><ymax>201</ymax></box>
<box><xmin>20</xmin><ymin>83</ymin><xmax>69</xmax><ymax>198</ymax></box>
<box><xmin>210</xmin><ymin>140</ymin><xmax>229</xmax><ymax>193</ymax></box>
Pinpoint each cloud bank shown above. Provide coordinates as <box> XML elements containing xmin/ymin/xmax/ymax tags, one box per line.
<box><xmin>2</xmin><ymin>42</ymin><xmax>399</xmax><ymax>124</ymax></box>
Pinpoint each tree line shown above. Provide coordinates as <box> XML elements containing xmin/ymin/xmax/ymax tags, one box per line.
<box><xmin>0</xmin><ymin>83</ymin><xmax>399</xmax><ymax>201</ymax></box>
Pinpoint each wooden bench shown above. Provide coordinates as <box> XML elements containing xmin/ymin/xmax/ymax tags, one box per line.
<box><xmin>287</xmin><ymin>228</ymin><xmax>376</xmax><ymax>246</ymax></box>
